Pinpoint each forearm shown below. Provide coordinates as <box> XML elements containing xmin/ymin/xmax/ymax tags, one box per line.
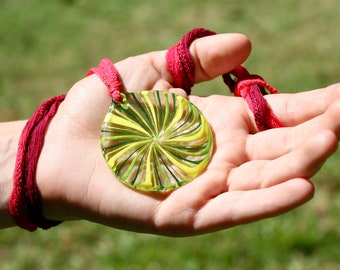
<box><xmin>0</xmin><ymin>120</ymin><xmax>26</xmax><ymax>228</ymax></box>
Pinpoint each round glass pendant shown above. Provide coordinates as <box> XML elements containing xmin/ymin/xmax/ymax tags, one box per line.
<box><xmin>100</xmin><ymin>90</ymin><xmax>213</xmax><ymax>191</ymax></box>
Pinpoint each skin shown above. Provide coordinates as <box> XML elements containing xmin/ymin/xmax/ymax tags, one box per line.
<box><xmin>1</xmin><ymin>33</ymin><xmax>340</xmax><ymax>236</ymax></box>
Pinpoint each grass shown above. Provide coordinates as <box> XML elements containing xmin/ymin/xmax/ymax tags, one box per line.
<box><xmin>1</xmin><ymin>0</ymin><xmax>340</xmax><ymax>269</ymax></box>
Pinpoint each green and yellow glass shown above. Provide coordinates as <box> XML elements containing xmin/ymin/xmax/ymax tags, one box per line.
<box><xmin>100</xmin><ymin>90</ymin><xmax>213</xmax><ymax>191</ymax></box>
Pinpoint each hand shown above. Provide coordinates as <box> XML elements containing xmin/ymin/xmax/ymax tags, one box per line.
<box><xmin>36</xmin><ymin>33</ymin><xmax>340</xmax><ymax>236</ymax></box>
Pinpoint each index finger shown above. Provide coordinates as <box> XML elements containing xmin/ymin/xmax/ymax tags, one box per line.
<box><xmin>266</xmin><ymin>83</ymin><xmax>340</xmax><ymax>126</ymax></box>
<box><xmin>190</xmin><ymin>33</ymin><xmax>252</xmax><ymax>83</ymax></box>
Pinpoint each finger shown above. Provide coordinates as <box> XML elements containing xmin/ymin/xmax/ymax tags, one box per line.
<box><xmin>194</xmin><ymin>178</ymin><xmax>314</xmax><ymax>234</ymax></box>
<box><xmin>190</xmin><ymin>33</ymin><xmax>251</xmax><ymax>83</ymax></box>
<box><xmin>111</xmin><ymin>33</ymin><xmax>251</xmax><ymax>93</ymax></box>
<box><xmin>246</xmin><ymin>99</ymin><xmax>340</xmax><ymax>160</ymax></box>
<box><xmin>229</xmin><ymin>129</ymin><xmax>337</xmax><ymax>190</ymax></box>
<box><xmin>266</xmin><ymin>83</ymin><xmax>340</xmax><ymax>126</ymax></box>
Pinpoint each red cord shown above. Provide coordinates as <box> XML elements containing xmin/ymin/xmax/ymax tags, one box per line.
<box><xmin>9</xmin><ymin>95</ymin><xmax>65</xmax><ymax>231</ymax></box>
<box><xmin>223</xmin><ymin>65</ymin><xmax>284</xmax><ymax>130</ymax></box>
<box><xmin>86</xmin><ymin>58</ymin><xmax>124</xmax><ymax>103</ymax></box>
<box><xmin>166</xmin><ymin>28</ymin><xmax>216</xmax><ymax>95</ymax></box>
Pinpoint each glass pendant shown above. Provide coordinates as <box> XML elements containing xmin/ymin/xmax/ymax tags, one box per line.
<box><xmin>101</xmin><ymin>90</ymin><xmax>213</xmax><ymax>191</ymax></box>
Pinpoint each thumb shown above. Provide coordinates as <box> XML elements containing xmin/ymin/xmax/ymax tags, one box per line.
<box><xmin>190</xmin><ymin>33</ymin><xmax>252</xmax><ymax>83</ymax></box>
<box><xmin>114</xmin><ymin>32</ymin><xmax>252</xmax><ymax>92</ymax></box>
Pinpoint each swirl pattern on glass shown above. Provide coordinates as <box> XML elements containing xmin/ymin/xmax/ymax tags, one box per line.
<box><xmin>101</xmin><ymin>90</ymin><xmax>213</xmax><ymax>191</ymax></box>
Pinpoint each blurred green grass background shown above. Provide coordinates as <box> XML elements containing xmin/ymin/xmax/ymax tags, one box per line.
<box><xmin>1</xmin><ymin>0</ymin><xmax>340</xmax><ymax>269</ymax></box>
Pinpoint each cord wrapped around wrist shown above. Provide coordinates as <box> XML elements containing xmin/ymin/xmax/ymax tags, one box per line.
<box><xmin>9</xmin><ymin>95</ymin><xmax>65</xmax><ymax>231</ymax></box>
<box><xmin>8</xmin><ymin>58</ymin><xmax>124</xmax><ymax>231</ymax></box>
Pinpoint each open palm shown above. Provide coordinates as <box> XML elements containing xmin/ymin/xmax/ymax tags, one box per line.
<box><xmin>36</xmin><ymin>33</ymin><xmax>340</xmax><ymax>236</ymax></box>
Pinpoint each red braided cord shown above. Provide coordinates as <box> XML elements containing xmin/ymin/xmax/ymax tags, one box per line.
<box><xmin>223</xmin><ymin>66</ymin><xmax>284</xmax><ymax>131</ymax></box>
<box><xmin>9</xmin><ymin>95</ymin><xmax>65</xmax><ymax>231</ymax></box>
<box><xmin>86</xmin><ymin>58</ymin><xmax>124</xmax><ymax>103</ymax></box>
<box><xmin>239</xmin><ymin>85</ymin><xmax>283</xmax><ymax>131</ymax></box>
<box><xmin>166</xmin><ymin>28</ymin><xmax>216</xmax><ymax>94</ymax></box>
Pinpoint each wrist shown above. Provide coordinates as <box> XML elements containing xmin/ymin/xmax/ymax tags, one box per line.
<box><xmin>0</xmin><ymin>120</ymin><xmax>26</xmax><ymax>228</ymax></box>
